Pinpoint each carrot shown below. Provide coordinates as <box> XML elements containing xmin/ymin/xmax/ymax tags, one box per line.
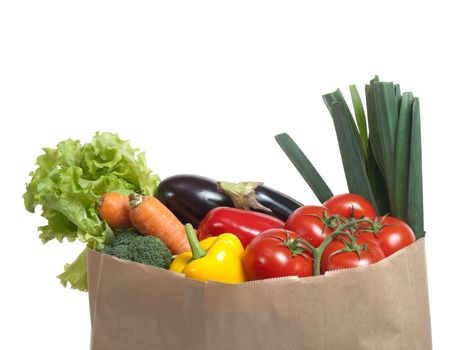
<box><xmin>97</xmin><ymin>192</ymin><xmax>133</xmax><ymax>229</ymax></box>
<box><xmin>128</xmin><ymin>193</ymin><xmax>190</xmax><ymax>254</ymax></box>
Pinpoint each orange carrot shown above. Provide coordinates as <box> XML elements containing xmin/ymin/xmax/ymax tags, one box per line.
<box><xmin>97</xmin><ymin>192</ymin><xmax>133</xmax><ymax>229</ymax></box>
<box><xmin>128</xmin><ymin>193</ymin><xmax>190</xmax><ymax>254</ymax></box>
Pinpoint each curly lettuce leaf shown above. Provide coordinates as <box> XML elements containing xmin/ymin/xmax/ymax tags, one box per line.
<box><xmin>57</xmin><ymin>248</ymin><xmax>89</xmax><ymax>292</ymax></box>
<box><xmin>24</xmin><ymin>132</ymin><xmax>160</xmax><ymax>291</ymax></box>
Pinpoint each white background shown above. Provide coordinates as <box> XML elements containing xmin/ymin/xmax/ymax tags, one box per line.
<box><xmin>1</xmin><ymin>1</ymin><xmax>465</xmax><ymax>349</ymax></box>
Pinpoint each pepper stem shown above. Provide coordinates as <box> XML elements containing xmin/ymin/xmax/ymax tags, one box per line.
<box><xmin>185</xmin><ymin>224</ymin><xmax>206</xmax><ymax>260</ymax></box>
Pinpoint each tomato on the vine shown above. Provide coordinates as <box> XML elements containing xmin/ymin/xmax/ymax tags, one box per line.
<box><xmin>284</xmin><ymin>205</ymin><xmax>332</xmax><ymax>247</ymax></box>
<box><xmin>242</xmin><ymin>228</ymin><xmax>313</xmax><ymax>281</ymax></box>
<box><xmin>320</xmin><ymin>237</ymin><xmax>385</xmax><ymax>274</ymax></box>
<box><xmin>324</xmin><ymin>193</ymin><xmax>376</xmax><ymax>219</ymax></box>
<box><xmin>357</xmin><ymin>216</ymin><xmax>416</xmax><ymax>256</ymax></box>
<box><xmin>354</xmin><ymin>230</ymin><xmax>381</xmax><ymax>247</ymax></box>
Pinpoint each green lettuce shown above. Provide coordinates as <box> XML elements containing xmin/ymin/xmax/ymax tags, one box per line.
<box><xmin>24</xmin><ymin>132</ymin><xmax>160</xmax><ymax>291</ymax></box>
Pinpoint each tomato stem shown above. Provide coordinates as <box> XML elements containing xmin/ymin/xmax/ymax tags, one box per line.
<box><xmin>297</xmin><ymin>217</ymin><xmax>375</xmax><ymax>276</ymax></box>
<box><xmin>273</xmin><ymin>230</ymin><xmax>309</xmax><ymax>257</ymax></box>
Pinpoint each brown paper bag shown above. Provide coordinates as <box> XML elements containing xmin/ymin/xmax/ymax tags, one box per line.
<box><xmin>88</xmin><ymin>238</ymin><xmax>431</xmax><ymax>350</ymax></box>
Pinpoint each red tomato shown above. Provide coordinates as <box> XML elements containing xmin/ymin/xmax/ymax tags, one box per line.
<box><xmin>323</xmin><ymin>193</ymin><xmax>376</xmax><ymax>219</ymax></box>
<box><xmin>367</xmin><ymin>216</ymin><xmax>416</xmax><ymax>256</ymax></box>
<box><xmin>320</xmin><ymin>237</ymin><xmax>385</xmax><ymax>274</ymax></box>
<box><xmin>284</xmin><ymin>205</ymin><xmax>332</xmax><ymax>247</ymax></box>
<box><xmin>242</xmin><ymin>228</ymin><xmax>314</xmax><ymax>281</ymax></box>
<box><xmin>354</xmin><ymin>230</ymin><xmax>382</xmax><ymax>248</ymax></box>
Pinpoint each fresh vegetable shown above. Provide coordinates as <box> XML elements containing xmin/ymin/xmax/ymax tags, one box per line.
<box><xmin>275</xmin><ymin>77</ymin><xmax>424</xmax><ymax>239</ymax></box>
<box><xmin>197</xmin><ymin>207</ymin><xmax>285</xmax><ymax>248</ymax></box>
<box><xmin>251</xmin><ymin>184</ymin><xmax>302</xmax><ymax>219</ymax></box>
<box><xmin>284</xmin><ymin>205</ymin><xmax>332</xmax><ymax>247</ymax></box>
<box><xmin>218</xmin><ymin>180</ymin><xmax>301</xmax><ymax>221</ymax></box>
<box><xmin>274</xmin><ymin>134</ymin><xmax>333</xmax><ymax>203</ymax></box>
<box><xmin>170</xmin><ymin>224</ymin><xmax>246</xmax><ymax>283</ymax></box>
<box><xmin>353</xmin><ymin>228</ymin><xmax>381</xmax><ymax>248</ymax></box>
<box><xmin>320</xmin><ymin>237</ymin><xmax>385</xmax><ymax>273</ymax></box>
<box><xmin>406</xmin><ymin>98</ymin><xmax>424</xmax><ymax>237</ymax></box>
<box><xmin>242</xmin><ymin>228</ymin><xmax>314</xmax><ymax>281</ymax></box>
<box><xmin>101</xmin><ymin>231</ymin><xmax>136</xmax><ymax>260</ymax></box>
<box><xmin>323</xmin><ymin>90</ymin><xmax>379</xmax><ymax>211</ymax></box>
<box><xmin>156</xmin><ymin>174</ymin><xmax>302</xmax><ymax>226</ymax></box>
<box><xmin>23</xmin><ymin>132</ymin><xmax>160</xmax><ymax>291</ymax></box>
<box><xmin>128</xmin><ymin>236</ymin><xmax>173</xmax><ymax>269</ymax></box>
<box><xmin>357</xmin><ymin>216</ymin><xmax>416</xmax><ymax>257</ymax></box>
<box><xmin>101</xmin><ymin>230</ymin><xmax>172</xmax><ymax>269</ymax></box>
<box><xmin>289</xmin><ymin>216</ymin><xmax>382</xmax><ymax>276</ymax></box>
<box><xmin>289</xmin><ymin>208</ymin><xmax>417</xmax><ymax>276</ymax></box>
<box><xmin>323</xmin><ymin>193</ymin><xmax>376</xmax><ymax>219</ymax></box>
<box><xmin>129</xmin><ymin>193</ymin><xmax>190</xmax><ymax>254</ymax></box>
<box><xmin>97</xmin><ymin>192</ymin><xmax>133</xmax><ymax>229</ymax></box>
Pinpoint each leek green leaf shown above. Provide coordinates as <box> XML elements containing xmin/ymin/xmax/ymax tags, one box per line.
<box><xmin>275</xmin><ymin>133</ymin><xmax>333</xmax><ymax>203</ymax></box>
<box><xmin>323</xmin><ymin>91</ymin><xmax>377</xmax><ymax>210</ymax></box>
<box><xmin>350</xmin><ymin>85</ymin><xmax>369</xmax><ymax>159</ymax></box>
<box><xmin>407</xmin><ymin>98</ymin><xmax>425</xmax><ymax>238</ymax></box>
<box><xmin>393</xmin><ymin>92</ymin><xmax>414</xmax><ymax>221</ymax></box>
<box><xmin>367</xmin><ymin>80</ymin><xmax>399</xmax><ymax>213</ymax></box>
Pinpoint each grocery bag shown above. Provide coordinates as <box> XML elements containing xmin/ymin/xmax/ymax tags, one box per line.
<box><xmin>88</xmin><ymin>238</ymin><xmax>431</xmax><ymax>350</ymax></box>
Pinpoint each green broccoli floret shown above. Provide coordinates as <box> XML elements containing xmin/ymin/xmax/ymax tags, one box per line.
<box><xmin>100</xmin><ymin>230</ymin><xmax>172</xmax><ymax>269</ymax></box>
<box><xmin>101</xmin><ymin>243</ymin><xmax>130</xmax><ymax>260</ymax></box>
<box><xmin>100</xmin><ymin>230</ymin><xmax>137</xmax><ymax>260</ymax></box>
<box><xmin>113</xmin><ymin>230</ymin><xmax>140</xmax><ymax>245</ymax></box>
<box><xmin>128</xmin><ymin>235</ymin><xmax>172</xmax><ymax>269</ymax></box>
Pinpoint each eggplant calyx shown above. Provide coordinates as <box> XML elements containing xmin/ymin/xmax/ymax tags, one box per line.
<box><xmin>217</xmin><ymin>181</ymin><xmax>273</xmax><ymax>213</ymax></box>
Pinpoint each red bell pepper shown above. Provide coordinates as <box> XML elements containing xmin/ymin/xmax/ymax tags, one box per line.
<box><xmin>197</xmin><ymin>207</ymin><xmax>285</xmax><ymax>248</ymax></box>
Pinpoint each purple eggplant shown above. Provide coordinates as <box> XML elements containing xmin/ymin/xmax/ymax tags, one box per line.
<box><xmin>156</xmin><ymin>174</ymin><xmax>302</xmax><ymax>227</ymax></box>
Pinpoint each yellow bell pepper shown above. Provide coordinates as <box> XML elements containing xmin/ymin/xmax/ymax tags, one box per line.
<box><xmin>170</xmin><ymin>224</ymin><xmax>246</xmax><ymax>283</ymax></box>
